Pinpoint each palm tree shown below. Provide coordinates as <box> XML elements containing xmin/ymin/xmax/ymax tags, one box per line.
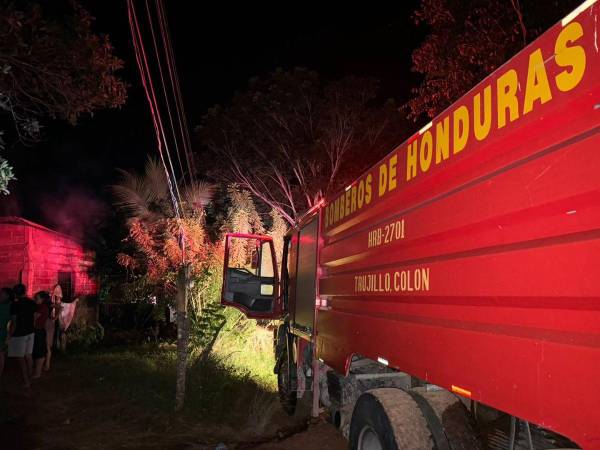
<box><xmin>112</xmin><ymin>156</ymin><xmax>213</xmax><ymax>221</ymax></box>
<box><xmin>111</xmin><ymin>157</ymin><xmax>214</xmax><ymax>411</ymax></box>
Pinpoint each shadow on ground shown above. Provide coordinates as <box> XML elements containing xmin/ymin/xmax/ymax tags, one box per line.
<box><xmin>0</xmin><ymin>344</ymin><xmax>327</xmax><ymax>449</ymax></box>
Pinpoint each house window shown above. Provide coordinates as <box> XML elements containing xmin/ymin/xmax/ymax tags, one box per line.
<box><xmin>58</xmin><ymin>271</ymin><xmax>74</xmax><ymax>302</ymax></box>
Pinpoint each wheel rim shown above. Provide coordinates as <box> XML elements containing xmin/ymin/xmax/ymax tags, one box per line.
<box><xmin>358</xmin><ymin>426</ymin><xmax>383</xmax><ymax>450</ymax></box>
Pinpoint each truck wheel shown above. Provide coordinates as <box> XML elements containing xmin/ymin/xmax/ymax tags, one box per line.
<box><xmin>418</xmin><ymin>390</ymin><xmax>482</xmax><ymax>450</ymax></box>
<box><xmin>277</xmin><ymin>346</ymin><xmax>297</xmax><ymax>415</ymax></box>
<box><xmin>349</xmin><ymin>388</ymin><xmax>433</xmax><ymax>450</ymax></box>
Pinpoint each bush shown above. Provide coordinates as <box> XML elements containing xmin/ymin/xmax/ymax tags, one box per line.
<box><xmin>78</xmin><ymin>294</ymin><xmax>100</xmax><ymax>307</ymax></box>
<box><xmin>68</xmin><ymin>323</ymin><xmax>105</xmax><ymax>348</ymax></box>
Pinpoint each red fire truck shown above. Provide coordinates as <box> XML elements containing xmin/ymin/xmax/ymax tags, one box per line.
<box><xmin>221</xmin><ymin>2</ymin><xmax>600</xmax><ymax>448</ymax></box>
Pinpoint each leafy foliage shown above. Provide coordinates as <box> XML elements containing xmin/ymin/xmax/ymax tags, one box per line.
<box><xmin>112</xmin><ymin>157</ymin><xmax>214</xmax><ymax>221</ymax></box>
<box><xmin>112</xmin><ymin>157</ymin><xmax>217</xmax><ymax>291</ymax></box>
<box><xmin>68</xmin><ymin>323</ymin><xmax>105</xmax><ymax>348</ymax></box>
<box><xmin>0</xmin><ymin>0</ymin><xmax>126</xmax><ymax>140</ymax></box>
<box><xmin>117</xmin><ymin>217</ymin><xmax>215</xmax><ymax>284</ymax></box>
<box><xmin>111</xmin><ymin>158</ymin><xmax>224</xmax><ymax>367</ymax></box>
<box><xmin>0</xmin><ymin>131</ymin><xmax>15</xmax><ymax>193</ymax></box>
<box><xmin>408</xmin><ymin>0</ymin><xmax>581</xmax><ymax>119</ymax></box>
<box><xmin>0</xmin><ymin>154</ymin><xmax>15</xmax><ymax>194</ymax></box>
<box><xmin>101</xmin><ymin>273</ymin><xmax>154</xmax><ymax>306</ymax></box>
<box><xmin>269</xmin><ymin>208</ymin><xmax>287</xmax><ymax>264</ymax></box>
<box><xmin>112</xmin><ymin>158</ymin><xmax>170</xmax><ymax>220</ymax></box>
<box><xmin>111</xmin><ymin>163</ymin><xmax>285</xmax><ymax>382</ymax></box>
<box><xmin>187</xmin><ymin>184</ymin><xmax>289</xmax><ymax>358</ymax></box>
<box><xmin>187</xmin><ymin>251</ymin><xmax>227</xmax><ymax>357</ymax></box>
<box><xmin>0</xmin><ymin>0</ymin><xmax>127</xmax><ymax>193</ymax></box>
<box><xmin>198</xmin><ymin>68</ymin><xmax>406</xmax><ymax>225</ymax></box>
<box><xmin>220</xmin><ymin>184</ymin><xmax>265</xmax><ymax>236</ymax></box>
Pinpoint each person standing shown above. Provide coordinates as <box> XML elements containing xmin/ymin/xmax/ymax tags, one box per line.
<box><xmin>50</xmin><ymin>284</ymin><xmax>63</xmax><ymax>353</ymax></box>
<box><xmin>0</xmin><ymin>287</ymin><xmax>14</xmax><ymax>380</ymax></box>
<box><xmin>44</xmin><ymin>288</ymin><xmax>59</xmax><ymax>371</ymax></box>
<box><xmin>7</xmin><ymin>284</ymin><xmax>36</xmax><ymax>389</ymax></box>
<box><xmin>32</xmin><ymin>291</ymin><xmax>50</xmax><ymax>379</ymax></box>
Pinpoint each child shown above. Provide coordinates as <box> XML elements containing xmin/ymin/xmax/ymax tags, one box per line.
<box><xmin>0</xmin><ymin>287</ymin><xmax>14</xmax><ymax>380</ymax></box>
<box><xmin>32</xmin><ymin>291</ymin><xmax>50</xmax><ymax>379</ymax></box>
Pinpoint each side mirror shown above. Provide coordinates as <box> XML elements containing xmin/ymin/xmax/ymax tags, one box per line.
<box><xmin>221</xmin><ymin>233</ymin><xmax>280</xmax><ymax>318</ymax></box>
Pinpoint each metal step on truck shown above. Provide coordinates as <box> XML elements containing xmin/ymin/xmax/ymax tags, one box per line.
<box><xmin>220</xmin><ymin>1</ymin><xmax>600</xmax><ymax>448</ymax></box>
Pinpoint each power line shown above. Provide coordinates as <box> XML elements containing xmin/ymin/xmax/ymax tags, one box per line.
<box><xmin>128</xmin><ymin>0</ymin><xmax>201</xmax><ymax>264</ymax></box>
<box><xmin>156</xmin><ymin>0</ymin><xmax>197</xmax><ymax>181</ymax></box>
<box><xmin>143</xmin><ymin>0</ymin><xmax>189</xmax><ymax>191</ymax></box>
<box><xmin>127</xmin><ymin>0</ymin><xmax>182</xmax><ymax>220</ymax></box>
<box><xmin>134</xmin><ymin>0</ymin><xmax>185</xmax><ymax>216</ymax></box>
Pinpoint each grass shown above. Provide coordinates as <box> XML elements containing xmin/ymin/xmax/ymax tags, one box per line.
<box><xmin>61</xmin><ymin>324</ymin><xmax>278</xmax><ymax>425</ymax></box>
<box><xmin>212</xmin><ymin>324</ymin><xmax>277</xmax><ymax>390</ymax></box>
<box><xmin>2</xmin><ymin>319</ymin><xmax>307</xmax><ymax>449</ymax></box>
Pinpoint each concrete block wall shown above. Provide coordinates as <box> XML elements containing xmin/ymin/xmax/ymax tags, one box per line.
<box><xmin>29</xmin><ymin>227</ymin><xmax>98</xmax><ymax>298</ymax></box>
<box><xmin>0</xmin><ymin>224</ymin><xmax>27</xmax><ymax>289</ymax></box>
<box><xmin>0</xmin><ymin>219</ymin><xmax>98</xmax><ymax>298</ymax></box>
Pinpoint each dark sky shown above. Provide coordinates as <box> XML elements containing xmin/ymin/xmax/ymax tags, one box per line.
<box><xmin>0</xmin><ymin>1</ymin><xmax>423</xmax><ymax>232</ymax></box>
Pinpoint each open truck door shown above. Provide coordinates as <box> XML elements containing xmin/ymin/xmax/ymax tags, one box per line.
<box><xmin>221</xmin><ymin>233</ymin><xmax>281</xmax><ymax>319</ymax></box>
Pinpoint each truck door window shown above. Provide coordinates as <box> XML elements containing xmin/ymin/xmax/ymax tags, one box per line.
<box><xmin>260</xmin><ymin>240</ymin><xmax>274</xmax><ymax>278</ymax></box>
<box><xmin>281</xmin><ymin>236</ymin><xmax>293</xmax><ymax>311</ymax></box>
<box><xmin>293</xmin><ymin>218</ymin><xmax>319</xmax><ymax>332</ymax></box>
<box><xmin>223</xmin><ymin>236</ymin><xmax>277</xmax><ymax>313</ymax></box>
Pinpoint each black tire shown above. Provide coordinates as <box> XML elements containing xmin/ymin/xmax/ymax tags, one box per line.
<box><xmin>277</xmin><ymin>346</ymin><xmax>297</xmax><ymax>416</ymax></box>
<box><xmin>419</xmin><ymin>390</ymin><xmax>482</xmax><ymax>450</ymax></box>
<box><xmin>349</xmin><ymin>389</ymin><xmax>433</xmax><ymax>450</ymax></box>
<box><xmin>349</xmin><ymin>392</ymin><xmax>400</xmax><ymax>450</ymax></box>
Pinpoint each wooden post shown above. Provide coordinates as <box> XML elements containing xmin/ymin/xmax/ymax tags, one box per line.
<box><xmin>174</xmin><ymin>263</ymin><xmax>191</xmax><ymax>412</ymax></box>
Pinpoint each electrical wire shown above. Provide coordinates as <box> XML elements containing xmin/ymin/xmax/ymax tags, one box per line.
<box><xmin>156</xmin><ymin>0</ymin><xmax>197</xmax><ymax>181</ymax></box>
<box><xmin>128</xmin><ymin>0</ymin><xmax>205</xmax><ymax>264</ymax></box>
<box><xmin>133</xmin><ymin>1</ymin><xmax>185</xmax><ymax>217</ymax></box>
<box><xmin>127</xmin><ymin>0</ymin><xmax>183</xmax><ymax>220</ymax></box>
<box><xmin>143</xmin><ymin>0</ymin><xmax>189</xmax><ymax>191</ymax></box>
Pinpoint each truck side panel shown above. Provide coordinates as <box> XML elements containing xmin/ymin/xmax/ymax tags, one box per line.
<box><xmin>316</xmin><ymin>5</ymin><xmax>600</xmax><ymax>447</ymax></box>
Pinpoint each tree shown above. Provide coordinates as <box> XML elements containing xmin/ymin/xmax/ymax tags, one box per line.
<box><xmin>112</xmin><ymin>157</ymin><xmax>215</xmax><ymax>411</ymax></box>
<box><xmin>198</xmin><ymin>68</ymin><xmax>406</xmax><ymax>225</ymax></box>
<box><xmin>0</xmin><ymin>153</ymin><xmax>14</xmax><ymax>194</ymax></box>
<box><xmin>0</xmin><ymin>0</ymin><xmax>127</xmax><ymax>192</ymax></box>
<box><xmin>113</xmin><ymin>173</ymin><xmax>290</xmax><ymax>409</ymax></box>
<box><xmin>220</xmin><ymin>184</ymin><xmax>265</xmax><ymax>236</ymax></box>
<box><xmin>407</xmin><ymin>0</ymin><xmax>581</xmax><ymax>119</ymax></box>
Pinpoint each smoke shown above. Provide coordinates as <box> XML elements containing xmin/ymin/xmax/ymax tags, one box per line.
<box><xmin>0</xmin><ymin>193</ymin><xmax>22</xmax><ymax>217</ymax></box>
<box><xmin>0</xmin><ymin>181</ymin><xmax>111</xmax><ymax>244</ymax></box>
<box><xmin>38</xmin><ymin>188</ymin><xmax>109</xmax><ymax>241</ymax></box>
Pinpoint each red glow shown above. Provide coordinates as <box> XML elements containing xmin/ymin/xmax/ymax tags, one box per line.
<box><xmin>0</xmin><ymin>217</ymin><xmax>98</xmax><ymax>297</ymax></box>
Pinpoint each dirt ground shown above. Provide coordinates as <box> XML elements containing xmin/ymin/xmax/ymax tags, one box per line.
<box><xmin>0</xmin><ymin>354</ymin><xmax>347</xmax><ymax>450</ymax></box>
<box><xmin>249</xmin><ymin>421</ymin><xmax>346</xmax><ymax>450</ymax></box>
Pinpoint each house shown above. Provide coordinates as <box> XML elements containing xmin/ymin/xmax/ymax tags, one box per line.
<box><xmin>0</xmin><ymin>216</ymin><xmax>98</xmax><ymax>298</ymax></box>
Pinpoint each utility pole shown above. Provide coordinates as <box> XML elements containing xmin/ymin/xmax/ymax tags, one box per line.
<box><xmin>175</xmin><ymin>262</ymin><xmax>191</xmax><ymax>411</ymax></box>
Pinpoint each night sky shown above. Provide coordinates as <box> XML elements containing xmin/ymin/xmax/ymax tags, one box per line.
<box><xmin>0</xmin><ymin>1</ymin><xmax>422</xmax><ymax>234</ymax></box>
